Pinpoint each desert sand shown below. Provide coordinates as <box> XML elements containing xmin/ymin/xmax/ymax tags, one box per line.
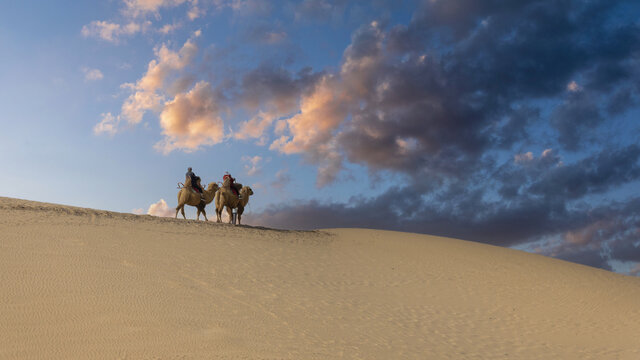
<box><xmin>1</xmin><ymin>197</ymin><xmax>639</xmax><ymax>359</ymax></box>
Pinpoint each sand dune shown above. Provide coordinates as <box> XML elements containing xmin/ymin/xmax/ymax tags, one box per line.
<box><xmin>1</xmin><ymin>197</ymin><xmax>639</xmax><ymax>359</ymax></box>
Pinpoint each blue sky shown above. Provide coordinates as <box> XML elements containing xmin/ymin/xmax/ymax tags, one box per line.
<box><xmin>1</xmin><ymin>0</ymin><xmax>640</xmax><ymax>275</ymax></box>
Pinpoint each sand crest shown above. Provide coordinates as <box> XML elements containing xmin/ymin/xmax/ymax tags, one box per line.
<box><xmin>1</xmin><ymin>197</ymin><xmax>639</xmax><ymax>359</ymax></box>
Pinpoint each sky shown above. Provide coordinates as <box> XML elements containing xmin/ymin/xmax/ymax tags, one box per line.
<box><xmin>1</xmin><ymin>0</ymin><xmax>640</xmax><ymax>275</ymax></box>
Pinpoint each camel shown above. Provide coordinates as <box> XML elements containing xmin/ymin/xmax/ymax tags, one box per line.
<box><xmin>175</xmin><ymin>178</ymin><xmax>219</xmax><ymax>221</ymax></box>
<box><xmin>214</xmin><ymin>186</ymin><xmax>254</xmax><ymax>225</ymax></box>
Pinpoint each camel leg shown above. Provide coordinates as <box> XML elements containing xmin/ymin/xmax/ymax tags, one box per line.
<box><xmin>226</xmin><ymin>207</ymin><xmax>233</xmax><ymax>224</ymax></box>
<box><xmin>237</xmin><ymin>208</ymin><xmax>243</xmax><ymax>225</ymax></box>
<box><xmin>175</xmin><ymin>206</ymin><xmax>179</xmax><ymax>218</ymax></box>
<box><xmin>181</xmin><ymin>207</ymin><xmax>186</xmax><ymax>220</ymax></box>
<box><xmin>215</xmin><ymin>206</ymin><xmax>221</xmax><ymax>223</ymax></box>
<box><xmin>196</xmin><ymin>208</ymin><xmax>201</xmax><ymax>221</ymax></box>
<box><xmin>201</xmin><ymin>208</ymin><xmax>208</xmax><ymax>222</ymax></box>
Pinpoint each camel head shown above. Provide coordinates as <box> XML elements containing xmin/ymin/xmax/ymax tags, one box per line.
<box><xmin>207</xmin><ymin>182</ymin><xmax>220</xmax><ymax>192</ymax></box>
<box><xmin>241</xmin><ymin>186</ymin><xmax>254</xmax><ymax>196</ymax></box>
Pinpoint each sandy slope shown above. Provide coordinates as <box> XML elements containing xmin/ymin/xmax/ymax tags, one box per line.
<box><xmin>1</xmin><ymin>197</ymin><xmax>639</xmax><ymax>359</ymax></box>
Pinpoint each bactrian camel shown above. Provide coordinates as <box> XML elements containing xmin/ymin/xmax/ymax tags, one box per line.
<box><xmin>175</xmin><ymin>178</ymin><xmax>219</xmax><ymax>221</ymax></box>
<box><xmin>214</xmin><ymin>186</ymin><xmax>254</xmax><ymax>225</ymax></box>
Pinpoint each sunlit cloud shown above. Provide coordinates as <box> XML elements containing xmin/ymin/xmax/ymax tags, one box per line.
<box><xmin>155</xmin><ymin>81</ymin><xmax>225</xmax><ymax>154</ymax></box>
<box><xmin>120</xmin><ymin>37</ymin><xmax>198</xmax><ymax>125</ymax></box>
<box><xmin>514</xmin><ymin>152</ymin><xmax>534</xmax><ymax>164</ymax></box>
<box><xmin>145</xmin><ymin>198</ymin><xmax>174</xmax><ymax>217</ymax></box>
<box><xmin>234</xmin><ymin>111</ymin><xmax>276</xmax><ymax>141</ymax></box>
<box><xmin>269</xmin><ymin>75</ymin><xmax>348</xmax><ymax>186</ymax></box>
<box><xmin>567</xmin><ymin>81</ymin><xmax>582</xmax><ymax>92</ymax></box>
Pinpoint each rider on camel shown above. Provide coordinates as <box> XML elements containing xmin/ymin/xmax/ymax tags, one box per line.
<box><xmin>223</xmin><ymin>172</ymin><xmax>241</xmax><ymax>197</ymax></box>
<box><xmin>186</xmin><ymin>167</ymin><xmax>204</xmax><ymax>196</ymax></box>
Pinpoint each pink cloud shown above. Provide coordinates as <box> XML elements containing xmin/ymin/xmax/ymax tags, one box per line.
<box><xmin>146</xmin><ymin>199</ymin><xmax>174</xmax><ymax>217</ymax></box>
<box><xmin>155</xmin><ymin>81</ymin><xmax>225</xmax><ymax>154</ymax></box>
<box><xmin>96</xmin><ymin>37</ymin><xmax>199</xmax><ymax>136</ymax></box>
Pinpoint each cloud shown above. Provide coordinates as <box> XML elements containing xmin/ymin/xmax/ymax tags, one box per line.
<box><xmin>261</xmin><ymin>0</ymin><xmax>640</xmax><ymax>188</ymax></box>
<box><xmin>242</xmin><ymin>155</ymin><xmax>263</xmax><ymax>176</ymax></box>
<box><xmin>136</xmin><ymin>39</ymin><xmax>198</xmax><ymax>94</ymax></box>
<box><xmin>252</xmin><ymin>138</ymin><xmax>640</xmax><ymax>273</ymax></box>
<box><xmin>155</xmin><ymin>81</ymin><xmax>225</xmax><ymax>154</ymax></box>
<box><xmin>269</xmin><ymin>74</ymin><xmax>349</xmax><ymax>186</ymax></box>
<box><xmin>234</xmin><ymin>65</ymin><xmax>322</xmax><ymax>142</ymax></box>
<box><xmin>526</xmin><ymin>145</ymin><xmax>640</xmax><ymax>200</ymax></box>
<box><xmin>82</xmin><ymin>67</ymin><xmax>104</xmax><ymax>81</ymax></box>
<box><xmin>550</xmin><ymin>91</ymin><xmax>604</xmax><ymax>151</ymax></box>
<box><xmin>89</xmin><ymin>0</ymin><xmax>640</xmax><ymax>274</ymax></box>
<box><xmin>122</xmin><ymin>0</ymin><xmax>193</xmax><ymax>18</ymax></box>
<box><xmin>293</xmin><ymin>0</ymin><xmax>348</xmax><ymax>23</ymax></box>
<box><xmin>213</xmin><ymin>0</ymin><xmax>272</xmax><ymax>15</ymax></box>
<box><xmin>96</xmin><ymin>37</ymin><xmax>199</xmax><ymax>136</ymax></box>
<box><xmin>234</xmin><ymin>112</ymin><xmax>276</xmax><ymax>142</ymax></box>
<box><xmin>514</xmin><ymin>152</ymin><xmax>533</xmax><ymax>164</ymax></box>
<box><xmin>629</xmin><ymin>263</ymin><xmax>640</xmax><ymax>277</ymax></box>
<box><xmin>158</xmin><ymin>22</ymin><xmax>182</xmax><ymax>34</ymax></box>
<box><xmin>271</xmin><ymin>169</ymin><xmax>291</xmax><ymax>190</ymax></box>
<box><xmin>146</xmin><ymin>199</ymin><xmax>175</xmax><ymax>217</ymax></box>
<box><xmin>82</xmin><ymin>0</ymin><xmax>200</xmax><ymax>43</ymax></box>
<box><xmin>81</xmin><ymin>20</ymin><xmax>150</xmax><ymax>43</ymax></box>
<box><xmin>243</xmin><ymin>23</ymin><xmax>288</xmax><ymax>44</ymax></box>
<box><xmin>567</xmin><ymin>81</ymin><xmax>582</xmax><ymax>92</ymax></box>
<box><xmin>93</xmin><ymin>113</ymin><xmax>120</xmax><ymax>136</ymax></box>
<box><xmin>120</xmin><ymin>87</ymin><xmax>164</xmax><ymax>125</ymax></box>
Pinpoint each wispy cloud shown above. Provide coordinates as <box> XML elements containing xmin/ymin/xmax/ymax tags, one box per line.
<box><xmin>82</xmin><ymin>67</ymin><xmax>104</xmax><ymax>81</ymax></box>
<box><xmin>81</xmin><ymin>20</ymin><xmax>150</xmax><ymax>43</ymax></box>
<box><xmin>242</xmin><ymin>155</ymin><xmax>263</xmax><ymax>176</ymax></box>
<box><xmin>93</xmin><ymin>113</ymin><xmax>120</xmax><ymax>136</ymax></box>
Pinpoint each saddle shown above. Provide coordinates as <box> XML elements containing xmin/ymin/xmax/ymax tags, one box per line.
<box><xmin>222</xmin><ymin>177</ymin><xmax>242</xmax><ymax>197</ymax></box>
<box><xmin>183</xmin><ymin>177</ymin><xmax>203</xmax><ymax>195</ymax></box>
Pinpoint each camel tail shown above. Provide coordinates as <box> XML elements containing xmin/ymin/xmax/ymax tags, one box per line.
<box><xmin>176</xmin><ymin>189</ymin><xmax>183</xmax><ymax>209</ymax></box>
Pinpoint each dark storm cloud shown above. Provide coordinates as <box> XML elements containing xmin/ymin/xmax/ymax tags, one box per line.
<box><xmin>521</xmin><ymin>145</ymin><xmax>640</xmax><ymax>200</ymax></box>
<box><xmin>251</xmin><ymin>182</ymin><xmax>640</xmax><ymax>267</ymax></box>
<box><xmin>251</xmin><ymin>142</ymin><xmax>640</xmax><ymax>271</ymax></box>
<box><xmin>292</xmin><ymin>0</ymin><xmax>349</xmax><ymax>22</ymax></box>
<box><xmin>316</xmin><ymin>0</ymin><xmax>640</xmax><ymax>181</ymax></box>
<box><xmin>554</xmin><ymin>248</ymin><xmax>613</xmax><ymax>271</ymax></box>
<box><xmin>537</xmin><ymin>198</ymin><xmax>640</xmax><ymax>269</ymax></box>
<box><xmin>236</xmin><ymin>0</ymin><xmax>640</xmax><ymax>273</ymax></box>
<box><xmin>550</xmin><ymin>91</ymin><xmax>604</xmax><ymax>151</ymax></box>
<box><xmin>240</xmin><ymin>65</ymin><xmax>322</xmax><ymax>114</ymax></box>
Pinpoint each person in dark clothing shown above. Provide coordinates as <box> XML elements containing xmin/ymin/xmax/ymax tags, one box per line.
<box><xmin>185</xmin><ymin>167</ymin><xmax>203</xmax><ymax>194</ymax></box>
